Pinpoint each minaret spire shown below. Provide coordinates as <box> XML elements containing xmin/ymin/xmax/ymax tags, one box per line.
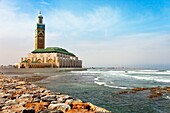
<box><xmin>37</xmin><ymin>11</ymin><xmax>43</xmax><ymax>24</ymax></box>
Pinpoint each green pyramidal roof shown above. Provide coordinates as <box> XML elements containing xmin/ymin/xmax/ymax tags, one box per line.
<box><xmin>32</xmin><ymin>47</ymin><xmax>76</xmax><ymax>56</ymax></box>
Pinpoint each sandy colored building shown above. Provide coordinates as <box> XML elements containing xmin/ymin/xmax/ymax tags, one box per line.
<box><xmin>19</xmin><ymin>12</ymin><xmax>82</xmax><ymax>68</ymax></box>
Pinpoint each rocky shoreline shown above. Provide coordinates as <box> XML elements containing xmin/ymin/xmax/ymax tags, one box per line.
<box><xmin>0</xmin><ymin>74</ymin><xmax>110</xmax><ymax>113</ymax></box>
<box><xmin>116</xmin><ymin>86</ymin><xmax>170</xmax><ymax>99</ymax></box>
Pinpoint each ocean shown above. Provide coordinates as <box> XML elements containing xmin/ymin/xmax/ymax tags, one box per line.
<box><xmin>27</xmin><ymin>69</ymin><xmax>170</xmax><ymax>112</ymax></box>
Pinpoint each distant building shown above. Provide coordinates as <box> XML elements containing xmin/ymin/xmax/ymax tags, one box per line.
<box><xmin>19</xmin><ymin>12</ymin><xmax>82</xmax><ymax>68</ymax></box>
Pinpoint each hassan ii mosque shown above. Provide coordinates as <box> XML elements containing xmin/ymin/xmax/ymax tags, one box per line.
<box><xmin>19</xmin><ymin>12</ymin><xmax>82</xmax><ymax>68</ymax></box>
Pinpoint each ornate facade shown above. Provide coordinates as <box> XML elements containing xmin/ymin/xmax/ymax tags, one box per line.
<box><xmin>19</xmin><ymin>12</ymin><xmax>82</xmax><ymax>68</ymax></box>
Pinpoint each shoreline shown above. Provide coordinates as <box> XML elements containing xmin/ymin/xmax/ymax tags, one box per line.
<box><xmin>0</xmin><ymin>68</ymin><xmax>87</xmax><ymax>74</ymax></box>
<box><xmin>0</xmin><ymin>74</ymin><xmax>110</xmax><ymax>113</ymax></box>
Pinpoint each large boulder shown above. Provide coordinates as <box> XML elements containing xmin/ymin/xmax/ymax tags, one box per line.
<box><xmin>41</xmin><ymin>95</ymin><xmax>57</xmax><ymax>102</ymax></box>
<box><xmin>48</xmin><ymin>103</ymin><xmax>71</xmax><ymax>112</ymax></box>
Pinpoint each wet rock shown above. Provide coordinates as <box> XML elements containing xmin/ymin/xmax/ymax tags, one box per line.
<box><xmin>72</xmin><ymin>101</ymin><xmax>90</xmax><ymax>109</ymax></box>
<box><xmin>117</xmin><ymin>91</ymin><xmax>128</xmax><ymax>94</ymax></box>
<box><xmin>148</xmin><ymin>91</ymin><xmax>163</xmax><ymax>99</ymax></box>
<box><xmin>132</xmin><ymin>87</ymin><xmax>148</xmax><ymax>92</ymax></box>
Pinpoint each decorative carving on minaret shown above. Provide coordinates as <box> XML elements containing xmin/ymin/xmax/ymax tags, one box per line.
<box><xmin>35</xmin><ymin>11</ymin><xmax>45</xmax><ymax>50</ymax></box>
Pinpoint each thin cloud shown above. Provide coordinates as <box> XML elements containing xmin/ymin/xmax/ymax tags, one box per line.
<box><xmin>40</xmin><ymin>0</ymin><xmax>51</xmax><ymax>6</ymax></box>
<box><xmin>46</xmin><ymin>6</ymin><xmax>121</xmax><ymax>41</ymax></box>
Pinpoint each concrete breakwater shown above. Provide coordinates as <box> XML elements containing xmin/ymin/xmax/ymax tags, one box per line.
<box><xmin>0</xmin><ymin>74</ymin><xmax>110</xmax><ymax>113</ymax></box>
<box><xmin>0</xmin><ymin>68</ymin><xmax>87</xmax><ymax>74</ymax></box>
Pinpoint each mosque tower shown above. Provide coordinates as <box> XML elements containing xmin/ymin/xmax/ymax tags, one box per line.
<box><xmin>34</xmin><ymin>11</ymin><xmax>45</xmax><ymax>49</ymax></box>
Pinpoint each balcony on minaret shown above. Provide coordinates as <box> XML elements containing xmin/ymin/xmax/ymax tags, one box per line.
<box><xmin>37</xmin><ymin>11</ymin><xmax>43</xmax><ymax>24</ymax></box>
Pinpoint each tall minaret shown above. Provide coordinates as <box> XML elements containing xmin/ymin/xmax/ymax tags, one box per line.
<box><xmin>34</xmin><ymin>11</ymin><xmax>45</xmax><ymax>50</ymax></box>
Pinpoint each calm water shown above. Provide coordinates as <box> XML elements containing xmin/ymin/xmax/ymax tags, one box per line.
<box><xmin>34</xmin><ymin>69</ymin><xmax>170</xmax><ymax>113</ymax></box>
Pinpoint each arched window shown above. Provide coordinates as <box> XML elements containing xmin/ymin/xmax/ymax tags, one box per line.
<box><xmin>47</xmin><ymin>59</ymin><xmax>54</xmax><ymax>63</ymax></box>
<box><xmin>37</xmin><ymin>59</ymin><xmax>42</xmax><ymax>63</ymax></box>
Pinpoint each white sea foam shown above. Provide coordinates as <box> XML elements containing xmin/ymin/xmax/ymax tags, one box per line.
<box><xmin>104</xmin><ymin>84</ymin><xmax>131</xmax><ymax>89</ymax></box>
<box><xmin>103</xmin><ymin>70</ymin><xmax>170</xmax><ymax>83</ymax></box>
<box><xmin>117</xmin><ymin>74</ymin><xmax>170</xmax><ymax>83</ymax></box>
<box><xmin>94</xmin><ymin>81</ymin><xmax>106</xmax><ymax>85</ymax></box>
<box><xmin>126</xmin><ymin>70</ymin><xmax>170</xmax><ymax>75</ymax></box>
<box><xmin>94</xmin><ymin>77</ymin><xmax>100</xmax><ymax>81</ymax></box>
<box><xmin>163</xmin><ymin>96</ymin><xmax>170</xmax><ymax>100</ymax></box>
<box><xmin>94</xmin><ymin>80</ymin><xmax>130</xmax><ymax>89</ymax></box>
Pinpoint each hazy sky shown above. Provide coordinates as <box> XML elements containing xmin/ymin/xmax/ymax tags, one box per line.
<box><xmin>0</xmin><ymin>0</ymin><xmax>170</xmax><ymax>67</ymax></box>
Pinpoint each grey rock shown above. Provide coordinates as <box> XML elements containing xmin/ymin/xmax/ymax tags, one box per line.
<box><xmin>33</xmin><ymin>98</ymin><xmax>41</xmax><ymax>102</ymax></box>
<box><xmin>41</xmin><ymin>95</ymin><xmax>56</xmax><ymax>102</ymax></box>
<box><xmin>39</xmin><ymin>88</ymin><xmax>46</xmax><ymax>93</ymax></box>
<box><xmin>5</xmin><ymin>99</ymin><xmax>17</xmax><ymax>106</ymax></box>
<box><xmin>51</xmin><ymin>101</ymin><xmax>58</xmax><ymax>104</ymax></box>
<box><xmin>55</xmin><ymin>92</ymin><xmax>61</xmax><ymax>95</ymax></box>
<box><xmin>57</xmin><ymin>98</ymin><xmax>66</xmax><ymax>103</ymax></box>
<box><xmin>20</xmin><ymin>94</ymin><xmax>33</xmax><ymax>99</ymax></box>
<box><xmin>65</xmin><ymin>99</ymin><xmax>73</xmax><ymax>105</ymax></box>
<box><xmin>1</xmin><ymin>105</ymin><xmax>11</xmax><ymax>110</ymax></box>
<box><xmin>48</xmin><ymin>103</ymin><xmax>71</xmax><ymax>112</ymax></box>
<box><xmin>19</xmin><ymin>101</ymin><xmax>27</xmax><ymax>106</ymax></box>
<box><xmin>44</xmin><ymin>90</ymin><xmax>51</xmax><ymax>93</ymax></box>
<box><xmin>58</xmin><ymin>95</ymin><xmax>72</xmax><ymax>100</ymax></box>
<box><xmin>74</xmin><ymin>99</ymin><xmax>82</xmax><ymax>102</ymax></box>
<box><xmin>2</xmin><ymin>93</ymin><xmax>11</xmax><ymax>98</ymax></box>
<box><xmin>7</xmin><ymin>89</ymin><xmax>16</xmax><ymax>93</ymax></box>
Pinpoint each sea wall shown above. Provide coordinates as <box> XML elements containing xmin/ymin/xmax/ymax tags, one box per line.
<box><xmin>0</xmin><ymin>68</ymin><xmax>87</xmax><ymax>74</ymax></box>
<box><xmin>0</xmin><ymin>74</ymin><xmax>110</xmax><ymax>113</ymax></box>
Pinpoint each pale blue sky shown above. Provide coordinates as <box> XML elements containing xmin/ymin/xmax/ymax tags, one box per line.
<box><xmin>0</xmin><ymin>0</ymin><xmax>170</xmax><ymax>68</ymax></box>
